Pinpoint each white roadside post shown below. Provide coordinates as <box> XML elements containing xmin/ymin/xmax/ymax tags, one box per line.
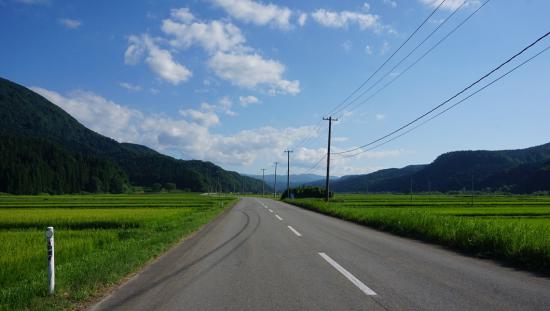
<box><xmin>45</xmin><ymin>226</ymin><xmax>55</xmax><ymax>294</ymax></box>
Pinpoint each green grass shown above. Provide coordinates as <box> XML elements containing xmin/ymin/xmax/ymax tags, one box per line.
<box><xmin>285</xmin><ymin>194</ymin><xmax>550</xmax><ymax>273</ymax></box>
<box><xmin>0</xmin><ymin>193</ymin><xmax>236</xmax><ymax>311</ymax></box>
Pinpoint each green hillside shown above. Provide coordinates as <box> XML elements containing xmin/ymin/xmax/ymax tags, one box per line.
<box><xmin>329</xmin><ymin>144</ymin><xmax>550</xmax><ymax>194</ymax></box>
<box><xmin>0</xmin><ymin>77</ymin><xmax>265</xmax><ymax>194</ymax></box>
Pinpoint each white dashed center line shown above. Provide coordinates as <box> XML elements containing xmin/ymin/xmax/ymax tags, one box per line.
<box><xmin>275</xmin><ymin>215</ymin><xmax>283</xmax><ymax>221</ymax></box>
<box><xmin>318</xmin><ymin>252</ymin><xmax>377</xmax><ymax>296</ymax></box>
<box><xmin>287</xmin><ymin>226</ymin><xmax>302</xmax><ymax>237</ymax></box>
<box><xmin>268</xmin><ymin>209</ymin><xmax>274</xmax><ymax>213</ymax></box>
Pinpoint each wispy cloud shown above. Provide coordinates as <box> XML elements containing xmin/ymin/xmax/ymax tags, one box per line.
<box><xmin>239</xmin><ymin>95</ymin><xmax>260</xmax><ymax>107</ymax></box>
<box><xmin>31</xmin><ymin>87</ymin><xmax>315</xmax><ymax>166</ymax></box>
<box><xmin>383</xmin><ymin>0</ymin><xmax>398</xmax><ymax>8</ymax></box>
<box><xmin>209</xmin><ymin>0</ymin><xmax>292</xmax><ymax>30</ymax></box>
<box><xmin>14</xmin><ymin>0</ymin><xmax>49</xmax><ymax>5</ymax></box>
<box><xmin>59</xmin><ymin>18</ymin><xmax>82</xmax><ymax>29</ymax></box>
<box><xmin>419</xmin><ymin>0</ymin><xmax>479</xmax><ymax>11</ymax></box>
<box><xmin>125</xmin><ymin>34</ymin><xmax>192</xmax><ymax>85</ymax></box>
<box><xmin>118</xmin><ymin>82</ymin><xmax>141</xmax><ymax>92</ymax></box>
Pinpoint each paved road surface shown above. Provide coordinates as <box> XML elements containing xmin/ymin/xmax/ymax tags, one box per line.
<box><xmin>92</xmin><ymin>198</ymin><xmax>550</xmax><ymax>310</ymax></box>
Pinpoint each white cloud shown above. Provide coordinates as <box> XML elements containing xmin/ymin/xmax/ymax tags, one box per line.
<box><xmin>380</xmin><ymin>40</ymin><xmax>390</xmax><ymax>55</ymax></box>
<box><xmin>333</xmin><ymin>136</ymin><xmax>349</xmax><ymax>142</ymax></box>
<box><xmin>169</xmin><ymin>7</ymin><xmax>195</xmax><ymax>23</ymax></box>
<box><xmin>210</xmin><ymin>0</ymin><xmax>292</xmax><ymax>29</ymax></box>
<box><xmin>31</xmin><ymin>87</ymin><xmax>143</xmax><ymax>143</ymax></box>
<box><xmin>239</xmin><ymin>95</ymin><xmax>260</xmax><ymax>106</ymax></box>
<box><xmin>363</xmin><ymin>2</ymin><xmax>371</xmax><ymax>11</ymax></box>
<box><xmin>118</xmin><ymin>82</ymin><xmax>141</xmax><ymax>92</ymax></box>
<box><xmin>125</xmin><ymin>34</ymin><xmax>192</xmax><ymax>85</ymax></box>
<box><xmin>14</xmin><ymin>0</ymin><xmax>49</xmax><ymax>5</ymax></box>
<box><xmin>341</xmin><ymin>40</ymin><xmax>353</xmax><ymax>51</ymax></box>
<box><xmin>365</xmin><ymin>44</ymin><xmax>373</xmax><ymax>55</ymax></box>
<box><xmin>156</xmin><ymin>8</ymin><xmax>299</xmax><ymax>94</ymax></box>
<box><xmin>375</xmin><ymin>113</ymin><xmax>385</xmax><ymax>120</ymax></box>
<box><xmin>31</xmin><ymin>87</ymin><xmax>315</xmax><ymax>166</ymax></box>
<box><xmin>161</xmin><ymin>17</ymin><xmax>246</xmax><ymax>53</ymax></box>
<box><xmin>383</xmin><ymin>0</ymin><xmax>398</xmax><ymax>8</ymax></box>
<box><xmin>311</xmin><ymin>8</ymin><xmax>380</xmax><ymax>31</ymax></box>
<box><xmin>218</xmin><ymin>96</ymin><xmax>237</xmax><ymax>116</ymax></box>
<box><xmin>208</xmin><ymin>52</ymin><xmax>300</xmax><ymax>95</ymax></box>
<box><xmin>59</xmin><ymin>18</ymin><xmax>82</xmax><ymax>29</ymax></box>
<box><xmin>297</xmin><ymin>12</ymin><xmax>308</xmax><ymax>26</ymax></box>
<box><xmin>179</xmin><ymin>109</ymin><xmax>220</xmax><ymax>127</ymax></box>
<box><xmin>419</xmin><ymin>0</ymin><xmax>479</xmax><ymax>11</ymax></box>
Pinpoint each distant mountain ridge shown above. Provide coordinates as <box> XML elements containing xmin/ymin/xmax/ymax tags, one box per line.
<box><xmin>326</xmin><ymin>144</ymin><xmax>550</xmax><ymax>193</ymax></box>
<box><xmin>248</xmin><ymin>174</ymin><xmax>339</xmax><ymax>192</ymax></box>
<box><xmin>0</xmin><ymin>77</ymin><xmax>266</xmax><ymax>194</ymax></box>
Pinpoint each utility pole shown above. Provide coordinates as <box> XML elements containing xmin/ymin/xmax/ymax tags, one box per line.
<box><xmin>410</xmin><ymin>177</ymin><xmax>413</xmax><ymax>202</ymax></box>
<box><xmin>471</xmin><ymin>174</ymin><xmax>475</xmax><ymax>206</ymax></box>
<box><xmin>241</xmin><ymin>175</ymin><xmax>244</xmax><ymax>195</ymax></box>
<box><xmin>323</xmin><ymin>116</ymin><xmax>338</xmax><ymax>202</ymax></box>
<box><xmin>284</xmin><ymin>150</ymin><xmax>293</xmax><ymax>197</ymax></box>
<box><xmin>273</xmin><ymin>162</ymin><xmax>278</xmax><ymax>198</ymax></box>
<box><xmin>261</xmin><ymin>168</ymin><xmax>266</xmax><ymax>197</ymax></box>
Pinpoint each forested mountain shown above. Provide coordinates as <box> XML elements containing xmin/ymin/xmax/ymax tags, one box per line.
<box><xmin>0</xmin><ymin>77</ymin><xmax>266</xmax><ymax>194</ymax></box>
<box><xmin>327</xmin><ymin>144</ymin><xmax>550</xmax><ymax>194</ymax></box>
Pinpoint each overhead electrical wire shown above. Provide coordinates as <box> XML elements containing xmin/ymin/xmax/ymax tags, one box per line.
<box><xmin>332</xmin><ymin>31</ymin><xmax>550</xmax><ymax>156</ymax></box>
<box><xmin>289</xmin><ymin>0</ymin><xmax>448</xmax><ymax>152</ymax></box>
<box><xmin>302</xmin><ymin>153</ymin><xmax>328</xmax><ymax>174</ymax></box>
<box><xmin>325</xmin><ymin>0</ymin><xmax>449</xmax><ymax>118</ymax></box>
<box><xmin>332</xmin><ymin>45</ymin><xmax>549</xmax><ymax>159</ymax></box>
<box><xmin>345</xmin><ymin>0</ymin><xmax>491</xmax><ymax>115</ymax></box>
<box><xmin>332</xmin><ymin>0</ymin><xmax>471</xmax><ymax>118</ymax></box>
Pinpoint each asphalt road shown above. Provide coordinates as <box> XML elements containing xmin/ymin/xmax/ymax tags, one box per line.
<box><xmin>92</xmin><ymin>197</ymin><xmax>550</xmax><ymax>311</ymax></box>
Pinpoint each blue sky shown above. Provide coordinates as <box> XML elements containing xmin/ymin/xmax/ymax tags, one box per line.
<box><xmin>1</xmin><ymin>0</ymin><xmax>549</xmax><ymax>176</ymax></box>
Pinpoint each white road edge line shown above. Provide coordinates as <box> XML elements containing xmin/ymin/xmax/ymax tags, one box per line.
<box><xmin>287</xmin><ymin>226</ymin><xmax>302</xmax><ymax>237</ymax></box>
<box><xmin>268</xmin><ymin>209</ymin><xmax>274</xmax><ymax>213</ymax></box>
<box><xmin>318</xmin><ymin>252</ymin><xmax>377</xmax><ymax>296</ymax></box>
<box><xmin>275</xmin><ymin>215</ymin><xmax>283</xmax><ymax>221</ymax></box>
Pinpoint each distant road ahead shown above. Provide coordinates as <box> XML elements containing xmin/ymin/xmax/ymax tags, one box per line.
<box><xmin>92</xmin><ymin>198</ymin><xmax>550</xmax><ymax>311</ymax></box>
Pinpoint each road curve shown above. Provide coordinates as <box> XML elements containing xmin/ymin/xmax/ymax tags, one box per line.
<box><xmin>91</xmin><ymin>197</ymin><xmax>550</xmax><ymax>311</ymax></box>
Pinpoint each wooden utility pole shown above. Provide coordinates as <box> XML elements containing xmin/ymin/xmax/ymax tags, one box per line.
<box><xmin>323</xmin><ymin>117</ymin><xmax>338</xmax><ymax>201</ymax></box>
<box><xmin>410</xmin><ymin>177</ymin><xmax>413</xmax><ymax>202</ymax></box>
<box><xmin>273</xmin><ymin>162</ymin><xmax>278</xmax><ymax>198</ymax></box>
<box><xmin>261</xmin><ymin>168</ymin><xmax>266</xmax><ymax>197</ymax></box>
<box><xmin>284</xmin><ymin>150</ymin><xmax>293</xmax><ymax>197</ymax></box>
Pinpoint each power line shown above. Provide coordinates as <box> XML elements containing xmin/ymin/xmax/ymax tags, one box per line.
<box><xmin>325</xmin><ymin>0</ymin><xmax>449</xmax><ymax>118</ymax></box>
<box><xmin>303</xmin><ymin>153</ymin><xmax>327</xmax><ymax>174</ymax></box>
<box><xmin>333</xmin><ymin>44</ymin><xmax>550</xmax><ymax>159</ymax></box>
<box><xmin>333</xmin><ymin>31</ymin><xmax>550</xmax><ymax>156</ymax></box>
<box><xmin>345</xmin><ymin>0</ymin><xmax>491</xmax><ymax>115</ymax></box>
<box><xmin>332</xmin><ymin>0</ymin><xmax>470</xmax><ymax>118</ymax></box>
<box><xmin>289</xmin><ymin>0</ymin><xmax>448</xmax><ymax>151</ymax></box>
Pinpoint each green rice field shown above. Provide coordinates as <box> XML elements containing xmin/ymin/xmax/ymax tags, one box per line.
<box><xmin>285</xmin><ymin>194</ymin><xmax>550</xmax><ymax>273</ymax></box>
<box><xmin>0</xmin><ymin>193</ymin><xmax>235</xmax><ymax>311</ymax></box>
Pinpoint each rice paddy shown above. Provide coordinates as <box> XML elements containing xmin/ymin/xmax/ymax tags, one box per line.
<box><xmin>285</xmin><ymin>193</ymin><xmax>550</xmax><ymax>273</ymax></box>
<box><xmin>0</xmin><ymin>193</ymin><xmax>235</xmax><ymax>311</ymax></box>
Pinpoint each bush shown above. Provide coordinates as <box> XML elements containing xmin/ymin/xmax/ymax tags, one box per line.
<box><xmin>164</xmin><ymin>182</ymin><xmax>177</xmax><ymax>191</ymax></box>
<box><xmin>280</xmin><ymin>186</ymin><xmax>333</xmax><ymax>200</ymax></box>
<box><xmin>152</xmin><ymin>183</ymin><xmax>162</xmax><ymax>192</ymax></box>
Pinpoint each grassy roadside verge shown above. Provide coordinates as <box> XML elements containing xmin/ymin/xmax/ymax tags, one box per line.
<box><xmin>284</xmin><ymin>195</ymin><xmax>550</xmax><ymax>273</ymax></box>
<box><xmin>0</xmin><ymin>194</ymin><xmax>237</xmax><ymax>311</ymax></box>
